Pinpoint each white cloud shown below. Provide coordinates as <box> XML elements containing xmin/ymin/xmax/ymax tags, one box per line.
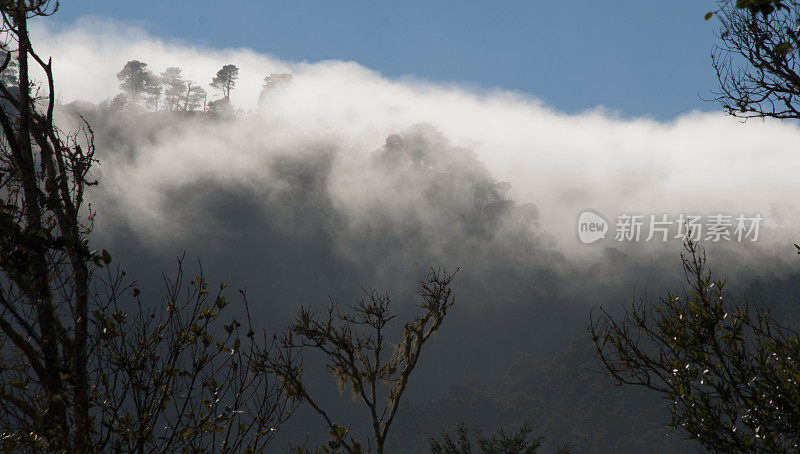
<box><xmin>30</xmin><ymin>17</ymin><xmax>800</xmax><ymax>263</ymax></box>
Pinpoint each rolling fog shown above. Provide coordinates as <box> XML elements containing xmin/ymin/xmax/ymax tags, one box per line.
<box><xmin>31</xmin><ymin>18</ymin><xmax>800</xmax><ymax>452</ymax></box>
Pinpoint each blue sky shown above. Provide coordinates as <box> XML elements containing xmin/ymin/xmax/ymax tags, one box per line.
<box><xmin>52</xmin><ymin>1</ymin><xmax>719</xmax><ymax>120</ymax></box>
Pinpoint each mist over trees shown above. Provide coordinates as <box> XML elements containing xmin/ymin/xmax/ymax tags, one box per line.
<box><xmin>159</xmin><ymin>66</ymin><xmax>185</xmax><ymax>111</ymax></box>
<box><xmin>111</xmin><ymin>61</ymin><xmax>249</xmax><ymax>115</ymax></box>
<box><xmin>116</xmin><ymin>60</ymin><xmax>159</xmax><ymax>109</ymax></box>
<box><xmin>209</xmin><ymin>64</ymin><xmax>239</xmax><ymax>113</ymax></box>
<box><xmin>109</xmin><ymin>63</ymin><xmax>297</xmax><ymax>116</ymax></box>
<box><xmin>2</xmin><ymin>1</ymin><xmax>800</xmax><ymax>453</ymax></box>
<box><xmin>56</xmin><ymin>90</ymin><xmax>800</xmax><ymax>451</ymax></box>
<box><xmin>259</xmin><ymin>73</ymin><xmax>293</xmax><ymax>106</ymax></box>
<box><xmin>67</xmin><ymin>99</ymin><xmax>709</xmax><ymax>451</ymax></box>
<box><xmin>1</xmin><ymin>5</ymin><xmax>584</xmax><ymax>453</ymax></box>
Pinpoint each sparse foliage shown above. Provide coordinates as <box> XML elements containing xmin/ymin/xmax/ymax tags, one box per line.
<box><xmin>0</xmin><ymin>3</ymin><xmax>294</xmax><ymax>452</ymax></box>
<box><xmin>183</xmin><ymin>80</ymin><xmax>207</xmax><ymax>112</ymax></box>
<box><xmin>589</xmin><ymin>240</ymin><xmax>800</xmax><ymax>452</ymax></box>
<box><xmin>708</xmin><ymin>0</ymin><xmax>800</xmax><ymax>119</ymax></box>
<box><xmin>289</xmin><ymin>424</ymin><xmax>367</xmax><ymax>454</ymax></box>
<box><xmin>429</xmin><ymin>420</ymin><xmax>572</xmax><ymax>454</ymax></box>
<box><xmin>87</xmin><ymin>263</ymin><xmax>295</xmax><ymax>453</ymax></box>
<box><xmin>159</xmin><ymin>66</ymin><xmax>186</xmax><ymax>111</ymax></box>
<box><xmin>269</xmin><ymin>269</ymin><xmax>458</xmax><ymax>454</ymax></box>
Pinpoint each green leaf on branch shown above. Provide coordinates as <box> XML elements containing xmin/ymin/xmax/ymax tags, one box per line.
<box><xmin>774</xmin><ymin>42</ymin><xmax>792</xmax><ymax>56</ymax></box>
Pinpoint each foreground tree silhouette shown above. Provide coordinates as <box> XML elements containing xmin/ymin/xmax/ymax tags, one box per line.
<box><xmin>707</xmin><ymin>0</ymin><xmax>800</xmax><ymax>119</ymax></box>
<box><xmin>0</xmin><ymin>2</ymin><xmax>294</xmax><ymax>451</ymax></box>
<box><xmin>269</xmin><ymin>269</ymin><xmax>457</xmax><ymax>454</ymax></box>
<box><xmin>589</xmin><ymin>240</ymin><xmax>800</xmax><ymax>452</ymax></box>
